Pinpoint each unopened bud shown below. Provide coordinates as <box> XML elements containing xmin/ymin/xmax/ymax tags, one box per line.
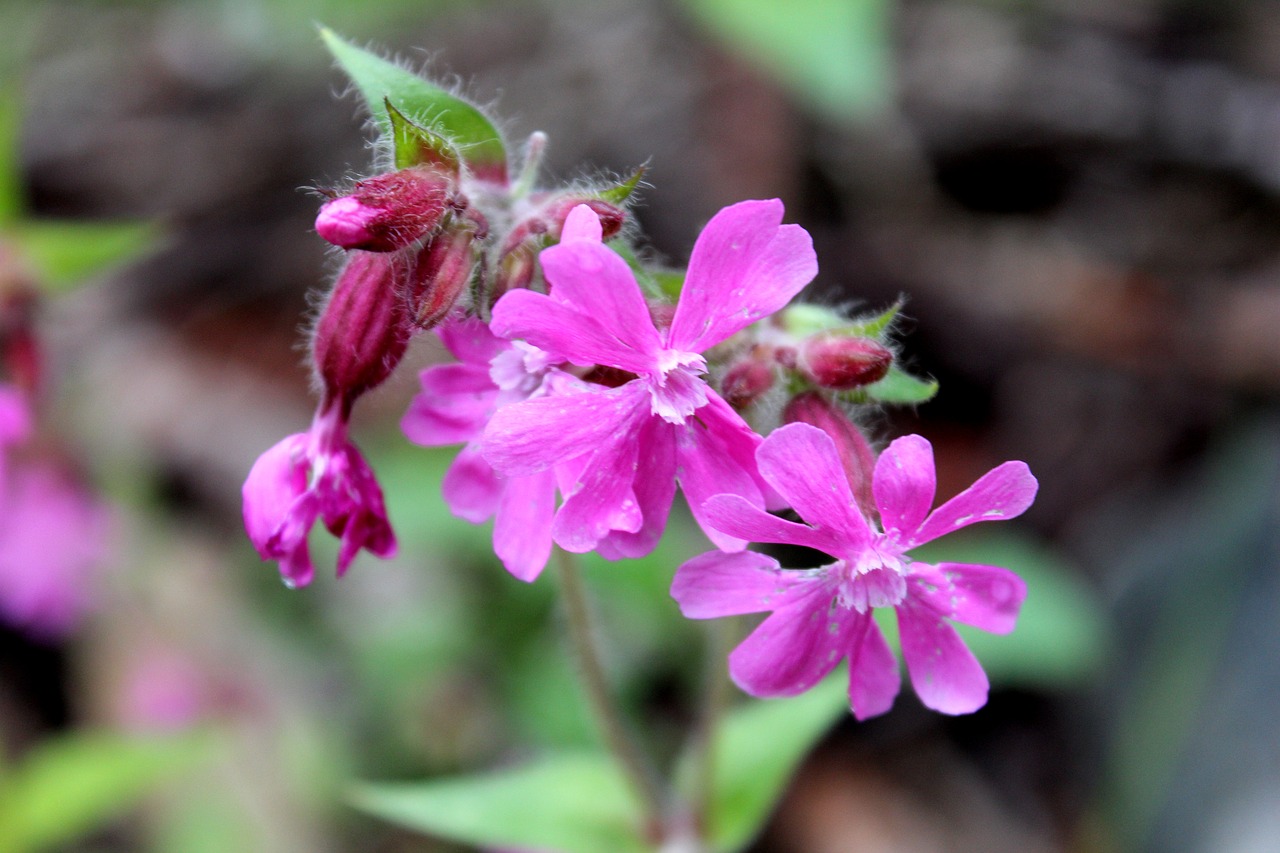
<box><xmin>539</xmin><ymin>197</ymin><xmax>626</xmax><ymax>242</ymax></box>
<box><xmin>407</xmin><ymin>225</ymin><xmax>477</xmax><ymax>329</ymax></box>
<box><xmin>493</xmin><ymin>243</ymin><xmax>537</xmax><ymax>301</ymax></box>
<box><xmin>315</xmin><ymin>169</ymin><xmax>452</xmax><ymax>252</ymax></box>
<box><xmin>784</xmin><ymin>391</ymin><xmax>876</xmax><ymax>515</ymax></box>
<box><xmin>311</xmin><ymin>252</ymin><xmax>414</xmax><ymax>412</ymax></box>
<box><xmin>720</xmin><ymin>360</ymin><xmax>774</xmax><ymax>407</ymax></box>
<box><xmin>798</xmin><ymin>336</ymin><xmax>892</xmax><ymax>390</ymax></box>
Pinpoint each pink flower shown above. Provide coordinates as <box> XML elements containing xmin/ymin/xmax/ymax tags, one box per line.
<box><xmin>402</xmin><ymin>318</ymin><xmax>588</xmax><ymax>581</ymax></box>
<box><xmin>670</xmin><ymin>423</ymin><xmax>1037</xmax><ymax>718</ymax></box>
<box><xmin>482</xmin><ymin>200</ymin><xmax>816</xmax><ymax>555</ymax></box>
<box><xmin>0</xmin><ymin>462</ymin><xmax>111</xmax><ymax>639</ymax></box>
<box><xmin>243</xmin><ymin>403</ymin><xmax>395</xmax><ymax>587</ymax></box>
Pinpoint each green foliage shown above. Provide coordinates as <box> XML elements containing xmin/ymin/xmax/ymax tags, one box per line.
<box><xmin>319</xmin><ymin>27</ymin><xmax>508</xmax><ymax>180</ymax></box>
<box><xmin>10</xmin><ymin>221</ymin><xmax>157</xmax><ymax>292</ymax></box>
<box><xmin>350</xmin><ymin>752</ymin><xmax>649</xmax><ymax>853</ymax></box>
<box><xmin>862</xmin><ymin>365</ymin><xmax>939</xmax><ymax>404</ymax></box>
<box><xmin>678</xmin><ymin>677</ymin><xmax>847</xmax><ymax>852</ymax></box>
<box><xmin>679</xmin><ymin>0</ymin><xmax>892</xmax><ymax>121</ymax></box>
<box><xmin>0</xmin><ymin>729</ymin><xmax>212</xmax><ymax>853</ymax></box>
<box><xmin>387</xmin><ymin>100</ymin><xmax>462</xmax><ymax>173</ymax></box>
<box><xmin>596</xmin><ymin>166</ymin><xmax>647</xmax><ymax>205</ymax></box>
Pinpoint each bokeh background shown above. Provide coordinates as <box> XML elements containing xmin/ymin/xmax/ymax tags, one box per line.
<box><xmin>1</xmin><ymin>0</ymin><xmax>1278</xmax><ymax>850</ymax></box>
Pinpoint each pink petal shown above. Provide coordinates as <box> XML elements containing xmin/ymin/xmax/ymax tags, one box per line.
<box><xmin>668</xmin><ymin>200</ymin><xmax>817</xmax><ymax>353</ymax></box>
<box><xmin>494</xmin><ymin>468</ymin><xmax>558</xmax><ymax>582</ymax></box>
<box><xmin>756</xmin><ymin>424</ymin><xmax>869</xmax><ymax>549</ymax></box>
<box><xmin>910</xmin><ymin>562</ymin><xmax>1026</xmax><ymax>635</ymax></box>
<box><xmin>402</xmin><ymin>364</ymin><xmax>495</xmax><ymax>446</ymax></box>
<box><xmin>873</xmin><ymin>434</ymin><xmax>936</xmax><ymax>539</ymax></box>
<box><xmin>0</xmin><ymin>385</ymin><xmax>32</xmax><ymax>446</ymax></box>
<box><xmin>896</xmin><ymin>600</ymin><xmax>990</xmax><ymax>715</ymax></box>
<box><xmin>541</xmin><ymin>244</ymin><xmax>659</xmax><ymax>357</ymax></box>
<box><xmin>491</xmin><ymin>289</ymin><xmax>656</xmax><ymax>374</ymax></box>
<box><xmin>593</xmin><ymin>416</ymin><xmax>678</xmax><ymax>560</ymax></box>
<box><xmin>670</xmin><ymin>550</ymin><xmax>808</xmax><ymax>618</ymax></box>
<box><xmin>729</xmin><ymin>584</ymin><xmax>848</xmax><ymax>697</ymax></box>
<box><xmin>242</xmin><ymin>434</ymin><xmax>308</xmax><ymax>553</ymax></box>
<box><xmin>905</xmin><ymin>461</ymin><xmax>1039</xmax><ymax>549</ymax></box>
<box><xmin>441</xmin><ymin>445</ymin><xmax>502</xmax><ymax>523</ymax></box>
<box><xmin>552</xmin><ymin>411</ymin><xmax>647</xmax><ymax>552</ymax></box>
<box><xmin>560</xmin><ymin>203</ymin><xmax>604</xmax><ymax>243</ymax></box>
<box><xmin>846</xmin><ymin>612</ymin><xmax>901</xmax><ymax>720</ymax></box>
<box><xmin>482</xmin><ymin>383</ymin><xmax>646</xmax><ymax>477</ymax></box>
<box><xmin>699</xmin><ymin>494</ymin><xmax>842</xmax><ymax>555</ymax></box>
<box><xmin>438</xmin><ymin>317</ymin><xmax>504</xmax><ymax>365</ymax></box>
<box><xmin>676</xmin><ymin>399</ymin><xmax>767</xmax><ymax>551</ymax></box>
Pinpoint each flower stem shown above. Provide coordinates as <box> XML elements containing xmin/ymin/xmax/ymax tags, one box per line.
<box><xmin>690</xmin><ymin>617</ymin><xmax>734</xmax><ymax>841</ymax></box>
<box><xmin>552</xmin><ymin>548</ymin><xmax>666</xmax><ymax>836</ymax></box>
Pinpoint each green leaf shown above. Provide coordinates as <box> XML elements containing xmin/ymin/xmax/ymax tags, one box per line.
<box><xmin>595</xmin><ymin>166</ymin><xmax>646</xmax><ymax>205</ymax></box>
<box><xmin>910</xmin><ymin>529</ymin><xmax>1109</xmax><ymax>688</ymax></box>
<box><xmin>0</xmin><ymin>94</ymin><xmax>23</xmax><ymax>226</ymax></box>
<box><xmin>781</xmin><ymin>301</ymin><xmax>901</xmax><ymax>339</ymax></box>
<box><xmin>387</xmin><ymin>99</ymin><xmax>461</xmax><ymax>173</ymax></box>
<box><xmin>862</xmin><ymin>365</ymin><xmax>938</xmax><ymax>404</ymax></box>
<box><xmin>350</xmin><ymin>752</ymin><xmax>649</xmax><ymax>853</ymax></box>
<box><xmin>0</xmin><ymin>729</ymin><xmax>212</xmax><ymax>853</ymax></box>
<box><xmin>319</xmin><ymin>27</ymin><xmax>507</xmax><ymax>181</ymax></box>
<box><xmin>680</xmin><ymin>0</ymin><xmax>891</xmax><ymax>121</ymax></box>
<box><xmin>679</xmin><ymin>677</ymin><xmax>847</xmax><ymax>852</ymax></box>
<box><xmin>10</xmin><ymin>220</ymin><xmax>157</xmax><ymax>292</ymax></box>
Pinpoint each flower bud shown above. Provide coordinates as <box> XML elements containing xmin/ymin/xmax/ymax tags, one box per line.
<box><xmin>311</xmin><ymin>252</ymin><xmax>414</xmax><ymax>412</ymax></box>
<box><xmin>315</xmin><ymin>168</ymin><xmax>452</xmax><ymax>252</ymax></box>
<box><xmin>720</xmin><ymin>359</ymin><xmax>774</xmax><ymax>407</ymax></box>
<box><xmin>798</xmin><ymin>335</ymin><xmax>892</xmax><ymax>390</ymax></box>
<box><xmin>783</xmin><ymin>391</ymin><xmax>876</xmax><ymax>515</ymax></box>
<box><xmin>407</xmin><ymin>224</ymin><xmax>478</xmax><ymax>329</ymax></box>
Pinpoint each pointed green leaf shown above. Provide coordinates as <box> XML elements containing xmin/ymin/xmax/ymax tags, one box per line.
<box><xmin>840</xmin><ymin>300</ymin><xmax>902</xmax><ymax>339</ymax></box>
<box><xmin>782</xmin><ymin>301</ymin><xmax>901</xmax><ymax>339</ymax></box>
<box><xmin>387</xmin><ymin>100</ymin><xmax>461</xmax><ymax>173</ymax></box>
<box><xmin>0</xmin><ymin>729</ymin><xmax>212</xmax><ymax>853</ymax></box>
<box><xmin>10</xmin><ymin>220</ymin><xmax>158</xmax><ymax>292</ymax></box>
<box><xmin>319</xmin><ymin>27</ymin><xmax>507</xmax><ymax>182</ymax></box>
<box><xmin>678</xmin><ymin>677</ymin><xmax>847</xmax><ymax>852</ymax></box>
<box><xmin>862</xmin><ymin>365</ymin><xmax>937</xmax><ymax>404</ymax></box>
<box><xmin>350</xmin><ymin>753</ymin><xmax>649</xmax><ymax>853</ymax></box>
<box><xmin>595</xmin><ymin>166</ymin><xmax>646</xmax><ymax>205</ymax></box>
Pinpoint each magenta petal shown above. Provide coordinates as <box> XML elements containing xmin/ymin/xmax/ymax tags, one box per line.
<box><xmin>671</xmin><ymin>550</ymin><xmax>807</xmax><ymax>618</ymax></box>
<box><xmin>482</xmin><ymin>383</ymin><xmax>644</xmax><ymax>477</ymax></box>
<box><xmin>552</xmin><ymin>411</ymin><xmax>646</xmax><ymax>552</ymax></box>
<box><xmin>897</xmin><ymin>600</ymin><xmax>990</xmax><ymax>715</ymax></box>
<box><xmin>846</xmin><ymin>612</ymin><xmax>901</xmax><ymax>720</ymax></box>
<box><xmin>911</xmin><ymin>562</ymin><xmax>1026</xmax><ymax>635</ymax></box>
<box><xmin>560</xmin><ymin>204</ymin><xmax>603</xmax><ymax>243</ymax></box>
<box><xmin>540</xmin><ymin>241</ymin><xmax>662</xmax><ymax>355</ymax></box>
<box><xmin>700</xmin><ymin>494</ymin><xmax>842</xmax><ymax>555</ymax></box>
<box><xmin>906</xmin><ymin>461</ymin><xmax>1039</xmax><ymax>548</ymax></box>
<box><xmin>756</xmin><ymin>424</ymin><xmax>868</xmax><ymax>548</ymax></box>
<box><xmin>441</xmin><ymin>445</ymin><xmax>502</xmax><ymax>523</ymax></box>
<box><xmin>491</xmin><ymin>289</ymin><xmax>656</xmax><ymax>373</ymax></box>
<box><xmin>494</xmin><ymin>468</ymin><xmax>557</xmax><ymax>582</ymax></box>
<box><xmin>593</xmin><ymin>415</ymin><xmax>677</xmax><ymax>560</ymax></box>
<box><xmin>0</xmin><ymin>385</ymin><xmax>32</xmax><ymax>447</ymax></box>
<box><xmin>402</xmin><ymin>364</ymin><xmax>495</xmax><ymax>446</ymax></box>
<box><xmin>729</xmin><ymin>584</ymin><xmax>848</xmax><ymax>697</ymax></box>
<box><xmin>668</xmin><ymin>200</ymin><xmax>817</xmax><ymax>352</ymax></box>
<box><xmin>242</xmin><ymin>434</ymin><xmax>308</xmax><ymax>554</ymax></box>
<box><xmin>873</xmin><ymin>434</ymin><xmax>936</xmax><ymax>539</ymax></box>
<box><xmin>438</xmin><ymin>316</ymin><xmax>504</xmax><ymax>364</ymax></box>
<box><xmin>677</xmin><ymin>404</ymin><xmax>767</xmax><ymax>552</ymax></box>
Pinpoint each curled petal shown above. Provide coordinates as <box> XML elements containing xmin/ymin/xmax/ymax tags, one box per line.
<box><xmin>441</xmin><ymin>445</ymin><xmax>502</xmax><ymax>523</ymax></box>
<box><xmin>552</xmin><ymin>412</ymin><xmax>646</xmax><ymax>553</ymax></box>
<box><xmin>242</xmin><ymin>434</ymin><xmax>309</xmax><ymax>556</ymax></box>
<box><xmin>873</xmin><ymin>434</ymin><xmax>936</xmax><ymax>539</ymax></box>
<box><xmin>402</xmin><ymin>364</ymin><xmax>495</xmax><ymax>446</ymax></box>
<box><xmin>594</xmin><ymin>415</ymin><xmax>678</xmax><ymax>561</ymax></box>
<box><xmin>896</xmin><ymin>600</ymin><xmax>989</xmax><ymax>715</ymax></box>
<box><xmin>438</xmin><ymin>316</ymin><xmax>504</xmax><ymax>365</ymax></box>
<box><xmin>905</xmin><ymin>461</ymin><xmax>1039</xmax><ymax>549</ymax></box>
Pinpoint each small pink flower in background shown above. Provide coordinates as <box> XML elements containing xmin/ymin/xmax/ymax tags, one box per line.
<box><xmin>402</xmin><ymin>318</ymin><xmax>589</xmax><ymax>581</ymax></box>
<box><xmin>243</xmin><ymin>403</ymin><xmax>395</xmax><ymax>588</ymax></box>
<box><xmin>671</xmin><ymin>422</ymin><xmax>1037</xmax><ymax>718</ymax></box>
<box><xmin>482</xmin><ymin>200</ymin><xmax>816</xmax><ymax>557</ymax></box>
<box><xmin>0</xmin><ymin>461</ymin><xmax>112</xmax><ymax>639</ymax></box>
<box><xmin>118</xmin><ymin>649</ymin><xmax>210</xmax><ymax>732</ymax></box>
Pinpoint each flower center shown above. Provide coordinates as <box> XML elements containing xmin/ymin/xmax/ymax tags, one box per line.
<box><xmin>835</xmin><ymin>538</ymin><xmax>908</xmax><ymax>613</ymax></box>
<box><xmin>648</xmin><ymin>349</ymin><xmax>708</xmax><ymax>423</ymax></box>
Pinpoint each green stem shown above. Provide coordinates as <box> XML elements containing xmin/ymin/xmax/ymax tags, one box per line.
<box><xmin>553</xmin><ymin>548</ymin><xmax>666</xmax><ymax>836</ymax></box>
<box><xmin>689</xmin><ymin>617</ymin><xmax>734</xmax><ymax>843</ymax></box>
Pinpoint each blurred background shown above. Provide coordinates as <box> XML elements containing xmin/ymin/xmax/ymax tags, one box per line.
<box><xmin>1</xmin><ymin>0</ymin><xmax>1278</xmax><ymax>850</ymax></box>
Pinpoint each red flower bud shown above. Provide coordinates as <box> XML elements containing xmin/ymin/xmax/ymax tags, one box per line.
<box><xmin>315</xmin><ymin>169</ymin><xmax>452</xmax><ymax>252</ymax></box>
<box><xmin>783</xmin><ymin>391</ymin><xmax>876</xmax><ymax>516</ymax></box>
<box><xmin>311</xmin><ymin>252</ymin><xmax>414</xmax><ymax>413</ymax></box>
<box><xmin>720</xmin><ymin>359</ymin><xmax>774</xmax><ymax>407</ymax></box>
<box><xmin>407</xmin><ymin>225</ymin><xmax>478</xmax><ymax>329</ymax></box>
<box><xmin>798</xmin><ymin>335</ymin><xmax>892</xmax><ymax>390</ymax></box>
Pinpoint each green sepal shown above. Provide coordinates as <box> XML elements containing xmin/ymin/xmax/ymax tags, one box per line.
<box><xmin>349</xmin><ymin>752</ymin><xmax>649</xmax><ymax>853</ymax></box>
<box><xmin>387</xmin><ymin>99</ymin><xmax>461</xmax><ymax>174</ymax></box>
<box><xmin>9</xmin><ymin>220</ymin><xmax>158</xmax><ymax>293</ymax></box>
<box><xmin>675</xmin><ymin>677</ymin><xmax>847</xmax><ymax>852</ymax></box>
<box><xmin>0</xmin><ymin>728</ymin><xmax>213</xmax><ymax>853</ymax></box>
<box><xmin>861</xmin><ymin>365</ymin><xmax>937</xmax><ymax>404</ymax></box>
<box><xmin>594</xmin><ymin>165</ymin><xmax>646</xmax><ymax>205</ymax></box>
<box><xmin>319</xmin><ymin>27</ymin><xmax>508</xmax><ymax>182</ymax></box>
<box><xmin>782</xmin><ymin>300</ymin><xmax>901</xmax><ymax>340</ymax></box>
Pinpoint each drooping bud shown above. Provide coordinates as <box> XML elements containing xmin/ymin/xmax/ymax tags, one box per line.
<box><xmin>783</xmin><ymin>391</ymin><xmax>876</xmax><ymax>516</ymax></box>
<box><xmin>798</xmin><ymin>335</ymin><xmax>893</xmax><ymax>390</ymax></box>
<box><xmin>406</xmin><ymin>223</ymin><xmax>479</xmax><ymax>329</ymax></box>
<box><xmin>492</xmin><ymin>195</ymin><xmax>628</xmax><ymax>299</ymax></box>
<box><xmin>315</xmin><ymin>168</ymin><xmax>452</xmax><ymax>251</ymax></box>
<box><xmin>311</xmin><ymin>251</ymin><xmax>414</xmax><ymax>413</ymax></box>
<box><xmin>720</xmin><ymin>358</ymin><xmax>774</xmax><ymax>407</ymax></box>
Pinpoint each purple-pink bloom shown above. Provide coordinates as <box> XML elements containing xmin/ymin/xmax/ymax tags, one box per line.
<box><xmin>482</xmin><ymin>200</ymin><xmax>816</xmax><ymax>556</ymax></box>
<box><xmin>243</xmin><ymin>402</ymin><xmax>395</xmax><ymax>587</ymax></box>
<box><xmin>0</xmin><ymin>461</ymin><xmax>111</xmax><ymax>639</ymax></box>
<box><xmin>402</xmin><ymin>318</ymin><xmax>588</xmax><ymax>581</ymax></box>
<box><xmin>670</xmin><ymin>422</ymin><xmax>1037</xmax><ymax>718</ymax></box>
